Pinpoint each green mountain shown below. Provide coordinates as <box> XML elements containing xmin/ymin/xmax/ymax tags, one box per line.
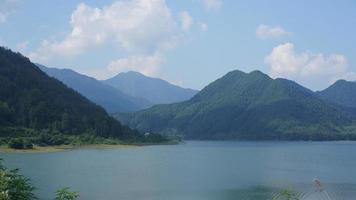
<box><xmin>38</xmin><ymin>65</ymin><xmax>152</xmax><ymax>113</ymax></box>
<box><xmin>103</xmin><ymin>71</ymin><xmax>198</xmax><ymax>104</ymax></box>
<box><xmin>316</xmin><ymin>80</ymin><xmax>356</xmax><ymax>108</ymax></box>
<box><xmin>116</xmin><ymin>70</ymin><xmax>356</xmax><ymax>140</ymax></box>
<box><xmin>0</xmin><ymin>47</ymin><xmax>159</xmax><ymax>145</ymax></box>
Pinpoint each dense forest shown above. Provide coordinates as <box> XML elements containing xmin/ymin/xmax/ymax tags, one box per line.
<box><xmin>117</xmin><ymin>70</ymin><xmax>356</xmax><ymax>140</ymax></box>
<box><xmin>316</xmin><ymin>80</ymin><xmax>356</xmax><ymax>108</ymax></box>
<box><xmin>0</xmin><ymin>47</ymin><xmax>168</xmax><ymax>148</ymax></box>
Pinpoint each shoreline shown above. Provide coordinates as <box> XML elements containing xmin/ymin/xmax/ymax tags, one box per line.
<box><xmin>0</xmin><ymin>140</ymin><xmax>180</xmax><ymax>153</ymax></box>
<box><xmin>0</xmin><ymin>144</ymin><xmax>137</xmax><ymax>153</ymax></box>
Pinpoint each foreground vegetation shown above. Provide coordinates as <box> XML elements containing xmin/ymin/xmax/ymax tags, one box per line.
<box><xmin>0</xmin><ymin>159</ymin><xmax>79</xmax><ymax>200</ymax></box>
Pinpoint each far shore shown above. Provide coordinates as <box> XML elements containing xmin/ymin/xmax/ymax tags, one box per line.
<box><xmin>0</xmin><ymin>144</ymin><xmax>137</xmax><ymax>153</ymax></box>
<box><xmin>0</xmin><ymin>140</ymin><xmax>180</xmax><ymax>153</ymax></box>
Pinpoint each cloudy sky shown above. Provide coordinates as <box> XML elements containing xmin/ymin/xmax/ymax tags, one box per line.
<box><xmin>1</xmin><ymin>0</ymin><xmax>356</xmax><ymax>90</ymax></box>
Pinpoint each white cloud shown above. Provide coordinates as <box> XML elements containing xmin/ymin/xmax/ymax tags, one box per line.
<box><xmin>179</xmin><ymin>11</ymin><xmax>193</xmax><ymax>32</ymax></box>
<box><xmin>265</xmin><ymin>43</ymin><xmax>356</xmax><ymax>90</ymax></box>
<box><xmin>29</xmin><ymin>0</ymin><xmax>179</xmax><ymax>63</ymax></box>
<box><xmin>203</xmin><ymin>0</ymin><xmax>222</xmax><ymax>11</ymax></box>
<box><xmin>256</xmin><ymin>24</ymin><xmax>290</xmax><ymax>39</ymax></box>
<box><xmin>107</xmin><ymin>53</ymin><xmax>163</xmax><ymax>76</ymax></box>
<box><xmin>0</xmin><ymin>0</ymin><xmax>19</xmax><ymax>23</ymax></box>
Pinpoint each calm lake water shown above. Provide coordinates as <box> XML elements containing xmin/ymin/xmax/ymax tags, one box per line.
<box><xmin>1</xmin><ymin>141</ymin><xmax>356</xmax><ymax>200</ymax></box>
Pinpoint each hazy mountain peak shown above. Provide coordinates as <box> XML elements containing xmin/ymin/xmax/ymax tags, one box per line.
<box><xmin>248</xmin><ymin>70</ymin><xmax>265</xmax><ymax>75</ymax></box>
<box><xmin>333</xmin><ymin>79</ymin><xmax>349</xmax><ymax>85</ymax></box>
<box><xmin>38</xmin><ymin>65</ymin><xmax>152</xmax><ymax>113</ymax></box>
<box><xmin>37</xmin><ymin>64</ymin><xmax>90</xmax><ymax>79</ymax></box>
<box><xmin>116</xmin><ymin>70</ymin><xmax>146</xmax><ymax>77</ymax></box>
<box><xmin>103</xmin><ymin>71</ymin><xmax>198</xmax><ymax>104</ymax></box>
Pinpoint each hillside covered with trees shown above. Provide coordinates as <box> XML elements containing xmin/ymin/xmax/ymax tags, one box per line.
<box><xmin>117</xmin><ymin>70</ymin><xmax>356</xmax><ymax>140</ymax></box>
<box><xmin>316</xmin><ymin>80</ymin><xmax>356</xmax><ymax>108</ymax></box>
<box><xmin>0</xmin><ymin>47</ymin><xmax>167</xmax><ymax>148</ymax></box>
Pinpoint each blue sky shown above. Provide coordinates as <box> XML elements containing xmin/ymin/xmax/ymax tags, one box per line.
<box><xmin>0</xmin><ymin>0</ymin><xmax>355</xmax><ymax>90</ymax></box>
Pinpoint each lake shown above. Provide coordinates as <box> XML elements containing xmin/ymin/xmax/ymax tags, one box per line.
<box><xmin>1</xmin><ymin>141</ymin><xmax>356</xmax><ymax>200</ymax></box>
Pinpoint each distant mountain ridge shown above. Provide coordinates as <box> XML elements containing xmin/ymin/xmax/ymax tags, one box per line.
<box><xmin>116</xmin><ymin>70</ymin><xmax>356</xmax><ymax>140</ymax></box>
<box><xmin>3</xmin><ymin>45</ymin><xmax>356</xmax><ymax>141</ymax></box>
<box><xmin>38</xmin><ymin>65</ymin><xmax>152</xmax><ymax>113</ymax></box>
<box><xmin>103</xmin><ymin>71</ymin><xmax>198</xmax><ymax>105</ymax></box>
<box><xmin>0</xmin><ymin>46</ymin><xmax>141</xmax><ymax>140</ymax></box>
<box><xmin>316</xmin><ymin>80</ymin><xmax>356</xmax><ymax>108</ymax></box>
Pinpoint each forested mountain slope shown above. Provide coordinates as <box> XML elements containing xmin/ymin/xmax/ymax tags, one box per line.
<box><xmin>316</xmin><ymin>80</ymin><xmax>356</xmax><ymax>108</ymax></box>
<box><xmin>0</xmin><ymin>47</ymin><xmax>151</xmax><ymax>144</ymax></box>
<box><xmin>116</xmin><ymin>70</ymin><xmax>356</xmax><ymax>140</ymax></box>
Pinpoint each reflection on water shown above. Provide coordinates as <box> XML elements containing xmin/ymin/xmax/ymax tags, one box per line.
<box><xmin>1</xmin><ymin>141</ymin><xmax>356</xmax><ymax>200</ymax></box>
